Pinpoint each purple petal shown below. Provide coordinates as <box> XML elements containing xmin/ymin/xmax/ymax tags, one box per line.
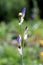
<box><xmin>22</xmin><ymin>8</ymin><xmax>26</xmax><ymax>14</ymax></box>
<box><xmin>17</xmin><ymin>35</ymin><xmax>22</xmax><ymax>43</ymax></box>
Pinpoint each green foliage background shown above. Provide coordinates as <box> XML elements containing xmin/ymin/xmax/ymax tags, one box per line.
<box><xmin>0</xmin><ymin>0</ymin><xmax>43</xmax><ymax>65</ymax></box>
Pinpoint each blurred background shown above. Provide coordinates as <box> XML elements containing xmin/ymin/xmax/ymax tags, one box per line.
<box><xmin>0</xmin><ymin>0</ymin><xmax>43</xmax><ymax>65</ymax></box>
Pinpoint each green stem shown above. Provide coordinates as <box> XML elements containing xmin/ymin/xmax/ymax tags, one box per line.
<box><xmin>20</xmin><ymin>25</ymin><xmax>24</xmax><ymax>65</ymax></box>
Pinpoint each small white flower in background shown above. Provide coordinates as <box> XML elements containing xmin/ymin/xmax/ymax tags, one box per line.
<box><xmin>18</xmin><ymin>8</ymin><xmax>26</xmax><ymax>25</ymax></box>
<box><xmin>33</xmin><ymin>23</ymin><xmax>39</xmax><ymax>30</ymax></box>
<box><xmin>24</xmin><ymin>26</ymin><xmax>28</xmax><ymax>40</ymax></box>
<box><xmin>17</xmin><ymin>34</ymin><xmax>23</xmax><ymax>55</ymax></box>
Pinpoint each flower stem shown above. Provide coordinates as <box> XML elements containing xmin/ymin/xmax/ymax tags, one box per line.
<box><xmin>20</xmin><ymin>25</ymin><xmax>24</xmax><ymax>65</ymax></box>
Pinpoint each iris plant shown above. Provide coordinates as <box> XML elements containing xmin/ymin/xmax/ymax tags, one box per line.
<box><xmin>17</xmin><ymin>8</ymin><xmax>28</xmax><ymax>65</ymax></box>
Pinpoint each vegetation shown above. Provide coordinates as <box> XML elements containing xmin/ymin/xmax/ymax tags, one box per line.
<box><xmin>0</xmin><ymin>19</ymin><xmax>43</xmax><ymax>65</ymax></box>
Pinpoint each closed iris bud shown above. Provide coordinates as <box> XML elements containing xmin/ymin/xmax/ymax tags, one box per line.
<box><xmin>18</xmin><ymin>46</ymin><xmax>23</xmax><ymax>55</ymax></box>
<box><xmin>17</xmin><ymin>34</ymin><xmax>22</xmax><ymax>44</ymax></box>
<box><xmin>22</xmin><ymin>8</ymin><xmax>26</xmax><ymax>17</ymax></box>
<box><xmin>24</xmin><ymin>26</ymin><xmax>28</xmax><ymax>40</ymax></box>
<box><xmin>25</xmin><ymin>26</ymin><xmax>28</xmax><ymax>31</ymax></box>
<box><xmin>18</xmin><ymin>8</ymin><xmax>26</xmax><ymax>25</ymax></box>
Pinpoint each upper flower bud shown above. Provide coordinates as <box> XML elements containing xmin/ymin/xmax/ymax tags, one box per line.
<box><xmin>22</xmin><ymin>8</ymin><xmax>26</xmax><ymax>15</ymax></box>
<box><xmin>18</xmin><ymin>8</ymin><xmax>26</xmax><ymax>25</ymax></box>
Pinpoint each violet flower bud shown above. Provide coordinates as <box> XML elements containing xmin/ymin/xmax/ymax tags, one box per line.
<box><xmin>17</xmin><ymin>35</ymin><xmax>22</xmax><ymax>43</ymax></box>
<box><xmin>22</xmin><ymin>8</ymin><xmax>26</xmax><ymax>15</ymax></box>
